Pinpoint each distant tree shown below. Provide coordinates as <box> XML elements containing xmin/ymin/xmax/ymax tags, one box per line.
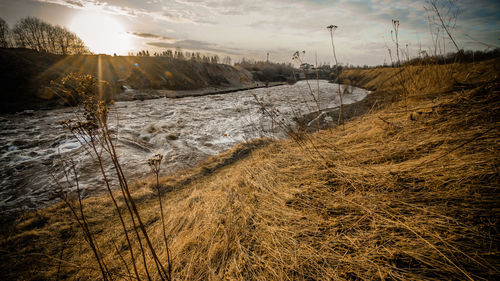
<box><xmin>11</xmin><ymin>17</ymin><xmax>90</xmax><ymax>54</ymax></box>
<box><xmin>136</xmin><ymin>50</ymin><xmax>151</xmax><ymax>57</ymax></box>
<box><xmin>222</xmin><ymin>56</ymin><xmax>232</xmax><ymax>65</ymax></box>
<box><xmin>235</xmin><ymin>59</ymin><xmax>297</xmax><ymax>81</ymax></box>
<box><xmin>53</xmin><ymin>25</ymin><xmax>69</xmax><ymax>54</ymax></box>
<box><xmin>60</xmin><ymin>26</ymin><xmax>89</xmax><ymax>54</ymax></box>
<box><xmin>211</xmin><ymin>55</ymin><xmax>219</xmax><ymax>64</ymax></box>
<box><xmin>175</xmin><ymin>47</ymin><xmax>184</xmax><ymax>59</ymax></box>
<box><xmin>189</xmin><ymin>52</ymin><xmax>196</xmax><ymax>61</ymax></box>
<box><xmin>12</xmin><ymin>17</ymin><xmax>42</xmax><ymax>50</ymax></box>
<box><xmin>0</xmin><ymin>17</ymin><xmax>10</xmax><ymax>48</ymax></box>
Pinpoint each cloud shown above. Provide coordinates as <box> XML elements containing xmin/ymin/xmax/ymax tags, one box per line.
<box><xmin>35</xmin><ymin>0</ymin><xmax>207</xmax><ymax>23</ymax></box>
<box><xmin>37</xmin><ymin>0</ymin><xmax>142</xmax><ymax>17</ymax></box>
<box><xmin>128</xmin><ymin>31</ymin><xmax>174</xmax><ymax>41</ymax></box>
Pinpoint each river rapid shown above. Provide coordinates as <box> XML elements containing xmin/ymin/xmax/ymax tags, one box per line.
<box><xmin>0</xmin><ymin>81</ymin><xmax>368</xmax><ymax>217</ymax></box>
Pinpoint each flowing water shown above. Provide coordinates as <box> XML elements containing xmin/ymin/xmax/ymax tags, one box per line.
<box><xmin>0</xmin><ymin>81</ymin><xmax>368</xmax><ymax>217</ymax></box>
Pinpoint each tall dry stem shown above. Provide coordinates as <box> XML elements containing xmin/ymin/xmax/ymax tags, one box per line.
<box><xmin>327</xmin><ymin>25</ymin><xmax>344</xmax><ymax>126</ymax></box>
<box><xmin>148</xmin><ymin>153</ymin><xmax>173</xmax><ymax>278</ymax></box>
<box><xmin>55</xmin><ymin>73</ymin><xmax>172</xmax><ymax>281</ymax></box>
<box><xmin>426</xmin><ymin>0</ymin><xmax>460</xmax><ymax>53</ymax></box>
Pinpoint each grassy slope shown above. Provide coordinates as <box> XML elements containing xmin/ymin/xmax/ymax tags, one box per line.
<box><xmin>1</xmin><ymin>59</ymin><xmax>499</xmax><ymax>280</ymax></box>
<box><xmin>0</xmin><ymin>48</ymin><xmax>251</xmax><ymax>113</ymax></box>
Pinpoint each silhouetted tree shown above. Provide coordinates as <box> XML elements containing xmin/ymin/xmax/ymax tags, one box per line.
<box><xmin>211</xmin><ymin>55</ymin><xmax>219</xmax><ymax>64</ymax></box>
<box><xmin>11</xmin><ymin>17</ymin><xmax>89</xmax><ymax>54</ymax></box>
<box><xmin>0</xmin><ymin>17</ymin><xmax>10</xmax><ymax>48</ymax></box>
<box><xmin>235</xmin><ymin>59</ymin><xmax>296</xmax><ymax>81</ymax></box>
<box><xmin>175</xmin><ymin>47</ymin><xmax>184</xmax><ymax>59</ymax></box>
<box><xmin>222</xmin><ymin>56</ymin><xmax>232</xmax><ymax>65</ymax></box>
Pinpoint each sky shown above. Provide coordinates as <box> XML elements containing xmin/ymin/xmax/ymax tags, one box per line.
<box><xmin>0</xmin><ymin>0</ymin><xmax>499</xmax><ymax>66</ymax></box>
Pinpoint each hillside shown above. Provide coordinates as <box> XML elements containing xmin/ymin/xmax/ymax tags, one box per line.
<box><xmin>0</xmin><ymin>48</ymin><xmax>253</xmax><ymax>113</ymax></box>
<box><xmin>0</xmin><ymin>59</ymin><xmax>499</xmax><ymax>280</ymax></box>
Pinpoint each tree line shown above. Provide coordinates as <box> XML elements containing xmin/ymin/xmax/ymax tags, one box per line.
<box><xmin>0</xmin><ymin>16</ymin><xmax>90</xmax><ymax>55</ymax></box>
<box><xmin>235</xmin><ymin>59</ymin><xmax>296</xmax><ymax>82</ymax></box>
<box><xmin>131</xmin><ymin>49</ymin><xmax>232</xmax><ymax>65</ymax></box>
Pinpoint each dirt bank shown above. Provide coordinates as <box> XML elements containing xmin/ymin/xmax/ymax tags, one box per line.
<box><xmin>0</xmin><ymin>48</ymin><xmax>254</xmax><ymax>113</ymax></box>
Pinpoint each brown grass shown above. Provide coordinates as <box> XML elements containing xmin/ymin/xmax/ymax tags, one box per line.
<box><xmin>1</xmin><ymin>58</ymin><xmax>499</xmax><ymax>280</ymax></box>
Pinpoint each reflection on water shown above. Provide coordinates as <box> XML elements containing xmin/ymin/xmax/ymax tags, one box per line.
<box><xmin>0</xmin><ymin>81</ymin><xmax>368</xmax><ymax>217</ymax></box>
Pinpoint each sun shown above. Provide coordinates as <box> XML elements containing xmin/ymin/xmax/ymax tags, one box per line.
<box><xmin>69</xmin><ymin>12</ymin><xmax>132</xmax><ymax>55</ymax></box>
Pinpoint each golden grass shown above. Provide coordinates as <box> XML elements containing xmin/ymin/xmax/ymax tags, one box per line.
<box><xmin>1</xmin><ymin>59</ymin><xmax>499</xmax><ymax>280</ymax></box>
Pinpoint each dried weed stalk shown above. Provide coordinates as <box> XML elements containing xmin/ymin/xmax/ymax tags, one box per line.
<box><xmin>54</xmin><ymin>73</ymin><xmax>172</xmax><ymax>281</ymax></box>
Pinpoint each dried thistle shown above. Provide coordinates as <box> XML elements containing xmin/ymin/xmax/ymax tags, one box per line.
<box><xmin>326</xmin><ymin>25</ymin><xmax>338</xmax><ymax>32</ymax></box>
<box><xmin>148</xmin><ymin>154</ymin><xmax>164</xmax><ymax>187</ymax></box>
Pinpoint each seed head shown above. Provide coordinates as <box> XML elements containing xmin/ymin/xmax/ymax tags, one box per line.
<box><xmin>327</xmin><ymin>25</ymin><xmax>338</xmax><ymax>32</ymax></box>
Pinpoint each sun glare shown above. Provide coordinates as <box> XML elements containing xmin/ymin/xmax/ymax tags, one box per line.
<box><xmin>69</xmin><ymin>12</ymin><xmax>131</xmax><ymax>55</ymax></box>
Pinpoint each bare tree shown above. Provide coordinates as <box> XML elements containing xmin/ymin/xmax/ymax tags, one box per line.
<box><xmin>12</xmin><ymin>17</ymin><xmax>90</xmax><ymax>54</ymax></box>
<box><xmin>222</xmin><ymin>56</ymin><xmax>232</xmax><ymax>65</ymax></box>
<box><xmin>211</xmin><ymin>54</ymin><xmax>219</xmax><ymax>64</ymax></box>
<box><xmin>175</xmin><ymin>47</ymin><xmax>184</xmax><ymax>59</ymax></box>
<box><xmin>0</xmin><ymin>17</ymin><xmax>10</xmax><ymax>48</ymax></box>
<box><xmin>54</xmin><ymin>26</ymin><xmax>71</xmax><ymax>55</ymax></box>
<box><xmin>13</xmin><ymin>17</ymin><xmax>45</xmax><ymax>51</ymax></box>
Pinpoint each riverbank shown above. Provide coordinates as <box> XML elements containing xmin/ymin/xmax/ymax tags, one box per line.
<box><xmin>1</xmin><ymin>58</ymin><xmax>499</xmax><ymax>280</ymax></box>
<box><xmin>116</xmin><ymin>81</ymin><xmax>286</xmax><ymax>101</ymax></box>
<box><xmin>0</xmin><ymin>48</ymin><xmax>254</xmax><ymax>113</ymax></box>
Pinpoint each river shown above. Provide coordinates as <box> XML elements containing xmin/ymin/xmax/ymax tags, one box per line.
<box><xmin>0</xmin><ymin>81</ymin><xmax>368</xmax><ymax>217</ymax></box>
